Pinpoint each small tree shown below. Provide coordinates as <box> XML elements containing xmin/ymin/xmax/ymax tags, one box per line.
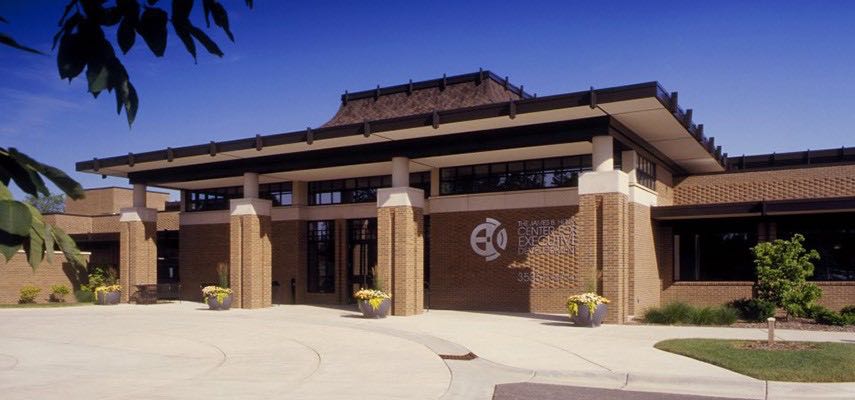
<box><xmin>751</xmin><ymin>234</ymin><xmax>822</xmax><ymax>318</ymax></box>
<box><xmin>25</xmin><ymin>194</ymin><xmax>66</xmax><ymax>214</ymax></box>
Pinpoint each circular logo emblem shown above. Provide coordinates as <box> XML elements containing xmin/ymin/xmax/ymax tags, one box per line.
<box><xmin>470</xmin><ymin>218</ymin><xmax>508</xmax><ymax>261</ymax></box>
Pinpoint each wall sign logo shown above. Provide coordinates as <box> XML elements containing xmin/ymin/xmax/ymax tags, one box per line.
<box><xmin>470</xmin><ymin>218</ymin><xmax>508</xmax><ymax>261</ymax></box>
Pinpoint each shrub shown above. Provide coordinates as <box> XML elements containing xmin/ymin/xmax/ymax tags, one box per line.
<box><xmin>643</xmin><ymin>302</ymin><xmax>736</xmax><ymax>325</ymax></box>
<box><xmin>811</xmin><ymin>305</ymin><xmax>855</xmax><ymax>326</ymax></box>
<box><xmin>75</xmin><ymin>288</ymin><xmax>94</xmax><ymax>303</ymax></box>
<box><xmin>50</xmin><ymin>285</ymin><xmax>71</xmax><ymax>302</ymax></box>
<box><xmin>840</xmin><ymin>305</ymin><xmax>855</xmax><ymax>318</ymax></box>
<box><xmin>752</xmin><ymin>234</ymin><xmax>822</xmax><ymax>318</ymax></box>
<box><xmin>689</xmin><ymin>306</ymin><xmax>739</xmax><ymax>325</ymax></box>
<box><xmin>730</xmin><ymin>298</ymin><xmax>776</xmax><ymax>322</ymax></box>
<box><xmin>18</xmin><ymin>285</ymin><xmax>41</xmax><ymax>304</ymax></box>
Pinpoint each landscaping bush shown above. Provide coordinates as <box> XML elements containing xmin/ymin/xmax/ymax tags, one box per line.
<box><xmin>751</xmin><ymin>234</ymin><xmax>822</xmax><ymax>318</ymax></box>
<box><xmin>19</xmin><ymin>285</ymin><xmax>41</xmax><ymax>304</ymax></box>
<box><xmin>75</xmin><ymin>288</ymin><xmax>94</xmax><ymax>303</ymax></box>
<box><xmin>50</xmin><ymin>285</ymin><xmax>70</xmax><ymax>302</ymax></box>
<box><xmin>811</xmin><ymin>305</ymin><xmax>855</xmax><ymax>326</ymax></box>
<box><xmin>730</xmin><ymin>298</ymin><xmax>776</xmax><ymax>322</ymax></box>
<box><xmin>643</xmin><ymin>302</ymin><xmax>737</xmax><ymax>326</ymax></box>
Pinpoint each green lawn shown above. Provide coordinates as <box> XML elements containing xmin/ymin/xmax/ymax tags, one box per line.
<box><xmin>0</xmin><ymin>303</ymin><xmax>90</xmax><ymax>309</ymax></box>
<box><xmin>655</xmin><ymin>339</ymin><xmax>855</xmax><ymax>382</ymax></box>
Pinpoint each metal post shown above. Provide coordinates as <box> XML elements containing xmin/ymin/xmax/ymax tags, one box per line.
<box><xmin>767</xmin><ymin>317</ymin><xmax>776</xmax><ymax>345</ymax></box>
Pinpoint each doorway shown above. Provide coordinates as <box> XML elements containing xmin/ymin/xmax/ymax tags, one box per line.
<box><xmin>347</xmin><ymin>218</ymin><xmax>377</xmax><ymax>300</ymax></box>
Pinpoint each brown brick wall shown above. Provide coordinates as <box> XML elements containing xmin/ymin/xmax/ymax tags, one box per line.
<box><xmin>229</xmin><ymin>214</ymin><xmax>272</xmax><ymax>308</ymax></box>
<box><xmin>629</xmin><ymin>203</ymin><xmax>660</xmax><ymax>316</ymax></box>
<box><xmin>660</xmin><ymin>281</ymin><xmax>854</xmax><ymax>312</ymax></box>
<box><xmin>673</xmin><ymin>164</ymin><xmax>855</xmax><ymax>205</ymax></box>
<box><xmin>429</xmin><ymin>206</ymin><xmax>582</xmax><ymax>313</ymax></box>
<box><xmin>119</xmin><ymin>220</ymin><xmax>157</xmax><ymax>302</ymax></box>
<box><xmin>179</xmin><ymin>224</ymin><xmax>229</xmax><ymax>300</ymax></box>
<box><xmin>0</xmin><ymin>252</ymin><xmax>89</xmax><ymax>304</ymax></box>
<box><xmin>65</xmin><ymin>187</ymin><xmax>170</xmax><ymax>215</ymax></box>
<box><xmin>378</xmin><ymin>206</ymin><xmax>424</xmax><ymax>316</ymax></box>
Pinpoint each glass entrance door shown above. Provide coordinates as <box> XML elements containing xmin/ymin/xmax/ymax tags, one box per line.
<box><xmin>347</xmin><ymin>219</ymin><xmax>377</xmax><ymax>300</ymax></box>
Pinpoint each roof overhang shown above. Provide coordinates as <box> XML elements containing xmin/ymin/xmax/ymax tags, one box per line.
<box><xmin>77</xmin><ymin>81</ymin><xmax>725</xmax><ymax>186</ymax></box>
<box><xmin>652</xmin><ymin>197</ymin><xmax>855</xmax><ymax>220</ymax></box>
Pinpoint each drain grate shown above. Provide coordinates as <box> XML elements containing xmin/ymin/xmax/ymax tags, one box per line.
<box><xmin>438</xmin><ymin>352</ymin><xmax>478</xmax><ymax>361</ymax></box>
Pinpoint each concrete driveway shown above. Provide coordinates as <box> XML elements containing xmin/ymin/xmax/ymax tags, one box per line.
<box><xmin>0</xmin><ymin>302</ymin><xmax>852</xmax><ymax>399</ymax></box>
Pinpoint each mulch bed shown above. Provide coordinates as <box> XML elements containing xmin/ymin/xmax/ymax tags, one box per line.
<box><xmin>733</xmin><ymin>317</ymin><xmax>855</xmax><ymax>333</ymax></box>
<box><xmin>736</xmin><ymin>340</ymin><xmax>817</xmax><ymax>351</ymax></box>
<box><xmin>628</xmin><ymin>317</ymin><xmax>855</xmax><ymax>332</ymax></box>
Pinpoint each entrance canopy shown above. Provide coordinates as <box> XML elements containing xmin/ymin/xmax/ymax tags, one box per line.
<box><xmin>76</xmin><ymin>71</ymin><xmax>726</xmax><ymax>189</ymax></box>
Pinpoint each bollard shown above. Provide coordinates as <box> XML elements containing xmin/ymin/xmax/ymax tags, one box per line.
<box><xmin>767</xmin><ymin>317</ymin><xmax>776</xmax><ymax>345</ymax></box>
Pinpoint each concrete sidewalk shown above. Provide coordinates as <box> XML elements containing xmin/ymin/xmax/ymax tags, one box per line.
<box><xmin>0</xmin><ymin>303</ymin><xmax>852</xmax><ymax>399</ymax></box>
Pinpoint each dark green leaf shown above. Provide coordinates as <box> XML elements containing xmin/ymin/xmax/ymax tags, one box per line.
<box><xmin>25</xmin><ymin>223</ymin><xmax>45</xmax><ymax>270</ymax></box>
<box><xmin>56</xmin><ymin>32</ymin><xmax>86</xmax><ymax>80</ymax></box>
<box><xmin>0</xmin><ymin>182</ymin><xmax>12</xmax><ymax>200</ymax></box>
<box><xmin>117</xmin><ymin>0</ymin><xmax>140</xmax><ymax>22</ymax></box>
<box><xmin>0</xmin><ymin>33</ymin><xmax>44</xmax><ymax>55</ymax></box>
<box><xmin>172</xmin><ymin>0</ymin><xmax>193</xmax><ymax>21</ymax></box>
<box><xmin>245</xmin><ymin>0</ymin><xmax>253</xmax><ymax>9</ymax></box>
<box><xmin>43</xmin><ymin>223</ymin><xmax>55</xmax><ymax>264</ymax></box>
<box><xmin>57</xmin><ymin>1</ymin><xmax>78</xmax><ymax>26</ymax></box>
<box><xmin>202</xmin><ymin>0</ymin><xmax>213</xmax><ymax>27</ymax></box>
<box><xmin>86</xmin><ymin>63</ymin><xmax>109</xmax><ymax>97</ymax></box>
<box><xmin>6</xmin><ymin>148</ymin><xmax>84</xmax><ymax>199</ymax></box>
<box><xmin>0</xmin><ymin>152</ymin><xmax>40</xmax><ymax>196</ymax></box>
<box><xmin>189</xmin><ymin>25</ymin><xmax>223</xmax><ymax>57</ymax></box>
<box><xmin>0</xmin><ymin>230</ymin><xmax>25</xmax><ymax>262</ymax></box>
<box><xmin>53</xmin><ymin>13</ymin><xmax>82</xmax><ymax>50</ymax></box>
<box><xmin>172</xmin><ymin>21</ymin><xmax>196</xmax><ymax>61</ymax></box>
<box><xmin>101</xmin><ymin>7</ymin><xmax>123</xmax><ymax>26</ymax></box>
<box><xmin>137</xmin><ymin>7</ymin><xmax>167</xmax><ymax>56</ymax></box>
<box><xmin>210</xmin><ymin>2</ymin><xmax>234</xmax><ymax>42</ymax></box>
<box><xmin>117</xmin><ymin>18</ymin><xmax>136</xmax><ymax>53</ymax></box>
<box><xmin>51</xmin><ymin>226</ymin><xmax>86</xmax><ymax>267</ymax></box>
<box><xmin>147</xmin><ymin>0</ymin><xmax>159</xmax><ymax>5</ymax></box>
<box><xmin>125</xmin><ymin>81</ymin><xmax>138</xmax><ymax>126</ymax></box>
<box><xmin>0</xmin><ymin>200</ymin><xmax>32</xmax><ymax>237</ymax></box>
<box><xmin>80</xmin><ymin>0</ymin><xmax>105</xmax><ymax>21</ymax></box>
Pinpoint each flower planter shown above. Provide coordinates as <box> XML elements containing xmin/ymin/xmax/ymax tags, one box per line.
<box><xmin>96</xmin><ymin>291</ymin><xmax>120</xmax><ymax>305</ymax></box>
<box><xmin>357</xmin><ymin>299</ymin><xmax>391</xmax><ymax>318</ymax></box>
<box><xmin>206</xmin><ymin>294</ymin><xmax>233</xmax><ymax>310</ymax></box>
<box><xmin>571</xmin><ymin>303</ymin><xmax>607</xmax><ymax>327</ymax></box>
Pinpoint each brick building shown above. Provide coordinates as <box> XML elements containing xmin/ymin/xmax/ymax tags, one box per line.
<box><xmin>21</xmin><ymin>71</ymin><xmax>852</xmax><ymax>322</ymax></box>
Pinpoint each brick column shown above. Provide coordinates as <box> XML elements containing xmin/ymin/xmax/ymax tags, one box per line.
<box><xmin>578</xmin><ymin>135</ymin><xmax>632</xmax><ymax>323</ymax></box>
<box><xmin>377</xmin><ymin>187</ymin><xmax>424</xmax><ymax>316</ymax></box>
<box><xmin>229</xmin><ymin>198</ymin><xmax>273</xmax><ymax>309</ymax></box>
<box><xmin>118</xmin><ymin>207</ymin><xmax>158</xmax><ymax>302</ymax></box>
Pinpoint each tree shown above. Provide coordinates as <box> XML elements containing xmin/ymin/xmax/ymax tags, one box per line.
<box><xmin>751</xmin><ymin>234</ymin><xmax>822</xmax><ymax>318</ymax></box>
<box><xmin>0</xmin><ymin>1</ymin><xmax>252</xmax><ymax>270</ymax></box>
<box><xmin>25</xmin><ymin>194</ymin><xmax>66</xmax><ymax>214</ymax></box>
<box><xmin>0</xmin><ymin>147</ymin><xmax>86</xmax><ymax>269</ymax></box>
<box><xmin>2</xmin><ymin>0</ymin><xmax>253</xmax><ymax>126</ymax></box>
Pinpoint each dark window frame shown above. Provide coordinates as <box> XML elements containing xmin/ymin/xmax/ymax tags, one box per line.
<box><xmin>185</xmin><ymin>182</ymin><xmax>294</xmax><ymax>212</ymax></box>
<box><xmin>672</xmin><ymin>219</ymin><xmax>759</xmax><ymax>282</ymax></box>
<box><xmin>308</xmin><ymin>172</ymin><xmax>430</xmax><ymax>206</ymax></box>
<box><xmin>439</xmin><ymin>155</ymin><xmax>592</xmax><ymax>195</ymax></box>
<box><xmin>636</xmin><ymin>155</ymin><xmax>656</xmax><ymax>190</ymax></box>
<box><xmin>307</xmin><ymin>220</ymin><xmax>336</xmax><ymax>293</ymax></box>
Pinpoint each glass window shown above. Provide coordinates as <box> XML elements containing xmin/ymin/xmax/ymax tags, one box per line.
<box><xmin>308</xmin><ymin>172</ymin><xmax>431</xmax><ymax>205</ymax></box>
<box><xmin>674</xmin><ymin>221</ymin><xmax>758</xmax><ymax>281</ymax></box>
<box><xmin>307</xmin><ymin>221</ymin><xmax>335</xmax><ymax>293</ymax></box>
<box><xmin>259</xmin><ymin>182</ymin><xmax>293</xmax><ymax>207</ymax></box>
<box><xmin>439</xmin><ymin>155</ymin><xmax>591</xmax><ymax>195</ymax></box>
<box><xmin>184</xmin><ymin>186</ymin><xmax>243</xmax><ymax>212</ymax></box>
<box><xmin>636</xmin><ymin>155</ymin><xmax>656</xmax><ymax>190</ymax></box>
<box><xmin>778</xmin><ymin>214</ymin><xmax>855</xmax><ymax>281</ymax></box>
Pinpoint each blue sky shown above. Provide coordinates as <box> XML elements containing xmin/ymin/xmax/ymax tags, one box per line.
<box><xmin>2</xmin><ymin>1</ymin><xmax>855</xmax><ymax>199</ymax></box>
